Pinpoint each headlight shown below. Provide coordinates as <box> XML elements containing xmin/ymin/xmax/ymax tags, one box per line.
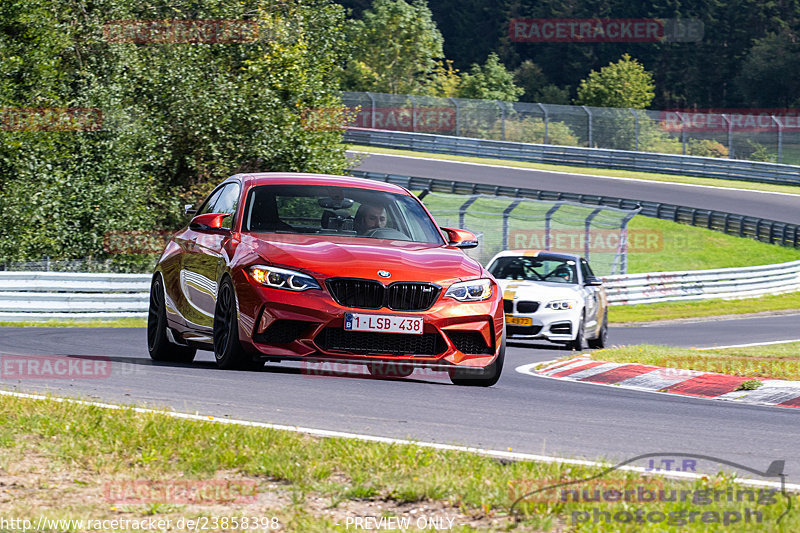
<box><xmin>544</xmin><ymin>299</ymin><xmax>578</xmax><ymax>310</ymax></box>
<box><xmin>248</xmin><ymin>265</ymin><xmax>321</xmax><ymax>292</ymax></box>
<box><xmin>444</xmin><ymin>278</ymin><xmax>493</xmax><ymax>301</ymax></box>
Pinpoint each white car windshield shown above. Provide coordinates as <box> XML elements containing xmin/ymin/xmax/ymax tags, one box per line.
<box><xmin>488</xmin><ymin>255</ymin><xmax>578</xmax><ymax>284</ymax></box>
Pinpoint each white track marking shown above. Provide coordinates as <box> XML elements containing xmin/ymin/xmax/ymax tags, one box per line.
<box><xmin>349</xmin><ymin>151</ymin><xmax>800</xmax><ymax>198</ymax></box>
<box><xmin>694</xmin><ymin>339</ymin><xmax>800</xmax><ymax>350</ymax></box>
<box><xmin>1</xmin><ymin>388</ymin><xmax>797</xmax><ymax>491</ymax></box>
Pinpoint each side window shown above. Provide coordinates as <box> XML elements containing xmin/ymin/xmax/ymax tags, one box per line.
<box><xmin>212</xmin><ymin>183</ymin><xmax>241</xmax><ymax>229</ymax></box>
<box><xmin>580</xmin><ymin>259</ymin><xmax>594</xmax><ymax>281</ymax></box>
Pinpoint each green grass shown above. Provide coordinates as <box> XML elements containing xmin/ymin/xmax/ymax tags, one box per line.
<box><xmin>348</xmin><ymin>145</ymin><xmax>800</xmax><ymax>196</ymax></box>
<box><xmin>1</xmin><ymin>393</ymin><xmax>796</xmax><ymax>532</ymax></box>
<box><xmin>609</xmin><ymin>292</ymin><xmax>800</xmax><ymax>323</ymax></box>
<box><xmin>625</xmin><ymin>216</ymin><xmax>800</xmax><ymax>273</ymax></box>
<box><xmin>589</xmin><ymin>342</ymin><xmax>800</xmax><ymax>381</ymax></box>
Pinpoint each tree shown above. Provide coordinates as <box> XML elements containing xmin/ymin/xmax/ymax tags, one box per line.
<box><xmin>0</xmin><ymin>0</ymin><xmax>350</xmax><ymax>265</ymax></box>
<box><xmin>458</xmin><ymin>53</ymin><xmax>523</xmax><ymax>101</ymax></box>
<box><xmin>576</xmin><ymin>54</ymin><xmax>655</xmax><ymax>109</ymax></box>
<box><xmin>339</xmin><ymin>0</ymin><xmax>444</xmax><ymax>94</ymax></box>
<box><xmin>734</xmin><ymin>31</ymin><xmax>800</xmax><ymax>108</ymax></box>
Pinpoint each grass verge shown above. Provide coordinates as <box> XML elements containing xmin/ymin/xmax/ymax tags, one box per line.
<box><xmin>347</xmin><ymin>145</ymin><xmax>800</xmax><ymax>196</ymax></box>
<box><xmin>608</xmin><ymin>292</ymin><xmax>800</xmax><ymax>324</ymax></box>
<box><xmin>588</xmin><ymin>342</ymin><xmax>800</xmax><ymax>381</ymax></box>
<box><xmin>0</xmin><ymin>393</ymin><xmax>796</xmax><ymax>532</ymax></box>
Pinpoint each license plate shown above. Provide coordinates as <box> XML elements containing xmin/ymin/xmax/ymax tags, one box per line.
<box><xmin>505</xmin><ymin>314</ymin><xmax>533</xmax><ymax>326</ymax></box>
<box><xmin>344</xmin><ymin>313</ymin><xmax>423</xmax><ymax>335</ymax></box>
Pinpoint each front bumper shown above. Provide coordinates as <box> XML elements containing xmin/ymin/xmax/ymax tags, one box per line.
<box><xmin>233</xmin><ymin>271</ymin><xmax>504</xmax><ymax>368</ymax></box>
<box><xmin>504</xmin><ymin>308</ymin><xmax>580</xmax><ymax>343</ymax></box>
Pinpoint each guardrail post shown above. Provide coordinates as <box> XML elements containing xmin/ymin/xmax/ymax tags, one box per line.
<box><xmin>629</xmin><ymin>108</ymin><xmax>639</xmax><ymax>151</ymax></box>
<box><xmin>409</xmin><ymin>95</ymin><xmax>417</xmax><ymax>133</ymax></box>
<box><xmin>584</xmin><ymin>208</ymin><xmax>603</xmax><ymax>262</ymax></box>
<box><xmin>502</xmin><ymin>199</ymin><xmax>523</xmax><ymax>249</ymax></box>
<box><xmin>582</xmin><ymin>105</ymin><xmax>593</xmax><ymax>147</ymax></box>
<box><xmin>544</xmin><ymin>203</ymin><xmax>563</xmax><ymax>250</ymax></box>
<box><xmin>366</xmin><ymin>92</ymin><xmax>376</xmax><ymax>129</ymax></box>
<box><xmin>537</xmin><ymin>103</ymin><xmax>549</xmax><ymax>144</ymax></box>
<box><xmin>677</xmin><ymin>112</ymin><xmax>687</xmax><ymax>155</ymax></box>
<box><xmin>458</xmin><ymin>195</ymin><xmax>480</xmax><ymax>229</ymax></box>
<box><xmin>496</xmin><ymin>100</ymin><xmax>506</xmax><ymax>141</ymax></box>
<box><xmin>772</xmin><ymin>115</ymin><xmax>783</xmax><ymax>163</ymax></box>
<box><xmin>448</xmin><ymin>97</ymin><xmax>461</xmax><ymax>136</ymax></box>
<box><xmin>722</xmin><ymin>114</ymin><xmax>733</xmax><ymax>158</ymax></box>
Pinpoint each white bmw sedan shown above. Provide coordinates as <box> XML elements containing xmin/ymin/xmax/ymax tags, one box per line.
<box><xmin>486</xmin><ymin>250</ymin><xmax>608</xmax><ymax>350</ymax></box>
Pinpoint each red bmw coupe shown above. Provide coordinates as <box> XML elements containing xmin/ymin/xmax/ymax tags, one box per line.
<box><xmin>148</xmin><ymin>173</ymin><xmax>505</xmax><ymax>386</ymax></box>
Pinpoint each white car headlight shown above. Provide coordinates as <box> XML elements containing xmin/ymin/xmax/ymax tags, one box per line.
<box><xmin>444</xmin><ymin>278</ymin><xmax>493</xmax><ymax>302</ymax></box>
<box><xmin>248</xmin><ymin>265</ymin><xmax>320</xmax><ymax>291</ymax></box>
<box><xmin>544</xmin><ymin>299</ymin><xmax>578</xmax><ymax>311</ymax></box>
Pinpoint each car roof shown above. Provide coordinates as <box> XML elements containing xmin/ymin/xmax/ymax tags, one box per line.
<box><xmin>230</xmin><ymin>172</ymin><xmax>411</xmax><ymax>195</ymax></box>
<box><xmin>489</xmin><ymin>249</ymin><xmax>584</xmax><ymax>262</ymax></box>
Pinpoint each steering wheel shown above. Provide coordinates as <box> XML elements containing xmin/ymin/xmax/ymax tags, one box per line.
<box><xmin>365</xmin><ymin>227</ymin><xmax>409</xmax><ymax>240</ymax></box>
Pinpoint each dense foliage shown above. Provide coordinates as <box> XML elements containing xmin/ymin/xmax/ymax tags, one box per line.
<box><xmin>340</xmin><ymin>0</ymin><xmax>800</xmax><ymax>109</ymax></box>
<box><xmin>0</xmin><ymin>0</ymin><xmax>349</xmax><ymax>265</ymax></box>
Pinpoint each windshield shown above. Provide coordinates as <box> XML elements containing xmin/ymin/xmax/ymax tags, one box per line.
<box><xmin>488</xmin><ymin>255</ymin><xmax>578</xmax><ymax>284</ymax></box>
<box><xmin>242</xmin><ymin>184</ymin><xmax>444</xmax><ymax>244</ymax></box>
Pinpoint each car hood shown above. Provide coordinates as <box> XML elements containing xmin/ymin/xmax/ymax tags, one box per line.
<box><xmin>242</xmin><ymin>233</ymin><xmax>485</xmax><ymax>284</ymax></box>
<box><xmin>498</xmin><ymin>279</ymin><xmax>581</xmax><ymax>301</ymax></box>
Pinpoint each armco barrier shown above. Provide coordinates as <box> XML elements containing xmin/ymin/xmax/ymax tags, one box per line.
<box><xmin>0</xmin><ymin>271</ymin><xmax>150</xmax><ymax>320</ymax></box>
<box><xmin>602</xmin><ymin>260</ymin><xmax>800</xmax><ymax>305</ymax></box>
<box><xmin>1</xmin><ymin>262</ymin><xmax>797</xmax><ymax>320</ymax></box>
<box><xmin>351</xmin><ymin>170</ymin><xmax>800</xmax><ymax>248</ymax></box>
<box><xmin>345</xmin><ymin>128</ymin><xmax>800</xmax><ymax>186</ymax></box>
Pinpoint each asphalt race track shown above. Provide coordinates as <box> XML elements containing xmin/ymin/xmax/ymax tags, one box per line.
<box><xmin>350</xmin><ymin>152</ymin><xmax>800</xmax><ymax>224</ymax></box>
<box><xmin>2</xmin><ymin>157</ymin><xmax>799</xmax><ymax>479</ymax></box>
<box><xmin>1</xmin><ymin>314</ymin><xmax>800</xmax><ymax>476</ymax></box>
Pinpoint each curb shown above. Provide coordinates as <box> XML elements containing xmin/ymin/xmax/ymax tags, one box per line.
<box><xmin>532</xmin><ymin>357</ymin><xmax>800</xmax><ymax>409</ymax></box>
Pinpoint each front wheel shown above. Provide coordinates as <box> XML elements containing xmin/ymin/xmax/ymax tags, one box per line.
<box><xmin>147</xmin><ymin>275</ymin><xmax>196</xmax><ymax>363</ymax></box>
<box><xmin>213</xmin><ymin>278</ymin><xmax>255</xmax><ymax>370</ymax></box>
<box><xmin>566</xmin><ymin>317</ymin><xmax>584</xmax><ymax>351</ymax></box>
<box><xmin>587</xmin><ymin>312</ymin><xmax>608</xmax><ymax>349</ymax></box>
<box><xmin>449</xmin><ymin>335</ymin><xmax>505</xmax><ymax>387</ymax></box>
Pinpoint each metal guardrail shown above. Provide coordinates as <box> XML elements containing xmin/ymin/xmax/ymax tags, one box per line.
<box><xmin>603</xmin><ymin>260</ymin><xmax>800</xmax><ymax>305</ymax></box>
<box><xmin>0</xmin><ymin>272</ymin><xmax>150</xmax><ymax>320</ymax></box>
<box><xmin>350</xmin><ymin>170</ymin><xmax>800</xmax><ymax>248</ymax></box>
<box><xmin>1</xmin><ymin>262</ymin><xmax>797</xmax><ymax>320</ymax></box>
<box><xmin>345</xmin><ymin>128</ymin><xmax>800</xmax><ymax>186</ymax></box>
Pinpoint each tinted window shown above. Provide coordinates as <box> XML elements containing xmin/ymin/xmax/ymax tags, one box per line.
<box><xmin>488</xmin><ymin>255</ymin><xmax>578</xmax><ymax>284</ymax></box>
<box><xmin>243</xmin><ymin>184</ymin><xmax>444</xmax><ymax>244</ymax></box>
<box><xmin>197</xmin><ymin>187</ymin><xmax>224</xmax><ymax>216</ymax></box>
<box><xmin>212</xmin><ymin>183</ymin><xmax>240</xmax><ymax>229</ymax></box>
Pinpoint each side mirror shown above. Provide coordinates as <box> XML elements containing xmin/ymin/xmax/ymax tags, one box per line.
<box><xmin>585</xmin><ymin>276</ymin><xmax>603</xmax><ymax>286</ymax></box>
<box><xmin>184</xmin><ymin>204</ymin><xmax>196</xmax><ymax>216</ymax></box>
<box><xmin>190</xmin><ymin>213</ymin><xmax>230</xmax><ymax>231</ymax></box>
<box><xmin>441</xmin><ymin>227</ymin><xmax>479</xmax><ymax>249</ymax></box>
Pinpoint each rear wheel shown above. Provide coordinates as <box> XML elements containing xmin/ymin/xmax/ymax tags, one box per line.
<box><xmin>213</xmin><ymin>278</ymin><xmax>256</xmax><ymax>370</ymax></box>
<box><xmin>449</xmin><ymin>334</ymin><xmax>505</xmax><ymax>387</ymax></box>
<box><xmin>147</xmin><ymin>275</ymin><xmax>196</xmax><ymax>363</ymax></box>
<box><xmin>587</xmin><ymin>312</ymin><xmax>608</xmax><ymax>349</ymax></box>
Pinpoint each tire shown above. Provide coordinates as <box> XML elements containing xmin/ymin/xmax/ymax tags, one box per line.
<box><xmin>147</xmin><ymin>275</ymin><xmax>196</xmax><ymax>363</ymax></box>
<box><xmin>449</xmin><ymin>334</ymin><xmax>505</xmax><ymax>387</ymax></box>
<box><xmin>566</xmin><ymin>316</ymin><xmax>584</xmax><ymax>351</ymax></box>
<box><xmin>587</xmin><ymin>312</ymin><xmax>608</xmax><ymax>349</ymax></box>
<box><xmin>213</xmin><ymin>277</ymin><xmax>256</xmax><ymax>370</ymax></box>
<box><xmin>367</xmin><ymin>361</ymin><xmax>415</xmax><ymax>378</ymax></box>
